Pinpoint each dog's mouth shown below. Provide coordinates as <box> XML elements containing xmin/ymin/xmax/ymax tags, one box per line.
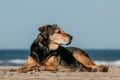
<box><xmin>66</xmin><ymin>35</ymin><xmax>72</xmax><ymax>45</ymax></box>
<box><xmin>66</xmin><ymin>39</ymin><xmax>72</xmax><ymax>45</ymax></box>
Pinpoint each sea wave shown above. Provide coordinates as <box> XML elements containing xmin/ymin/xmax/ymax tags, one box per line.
<box><xmin>0</xmin><ymin>59</ymin><xmax>120</xmax><ymax>66</ymax></box>
<box><xmin>95</xmin><ymin>60</ymin><xmax>120</xmax><ymax>66</ymax></box>
<box><xmin>9</xmin><ymin>59</ymin><xmax>26</xmax><ymax>64</ymax></box>
<box><xmin>0</xmin><ymin>59</ymin><xmax>26</xmax><ymax>66</ymax></box>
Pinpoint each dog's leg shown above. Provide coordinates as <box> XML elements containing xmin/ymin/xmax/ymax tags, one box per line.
<box><xmin>39</xmin><ymin>56</ymin><xmax>58</xmax><ymax>71</ymax></box>
<box><xmin>73</xmin><ymin>51</ymin><xmax>98</xmax><ymax>71</ymax></box>
<box><xmin>17</xmin><ymin>56</ymin><xmax>38</xmax><ymax>73</ymax></box>
<box><xmin>73</xmin><ymin>51</ymin><xmax>108</xmax><ymax>72</ymax></box>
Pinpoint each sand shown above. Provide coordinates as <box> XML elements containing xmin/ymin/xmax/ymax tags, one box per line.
<box><xmin>0</xmin><ymin>66</ymin><xmax>120</xmax><ymax>80</ymax></box>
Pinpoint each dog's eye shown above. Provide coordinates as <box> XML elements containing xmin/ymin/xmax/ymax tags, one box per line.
<box><xmin>57</xmin><ymin>31</ymin><xmax>61</xmax><ymax>34</ymax></box>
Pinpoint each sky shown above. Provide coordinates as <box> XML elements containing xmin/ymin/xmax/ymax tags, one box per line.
<box><xmin>0</xmin><ymin>0</ymin><xmax>120</xmax><ymax>49</ymax></box>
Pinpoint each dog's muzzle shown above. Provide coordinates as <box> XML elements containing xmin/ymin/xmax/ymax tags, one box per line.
<box><xmin>67</xmin><ymin>34</ymin><xmax>73</xmax><ymax>45</ymax></box>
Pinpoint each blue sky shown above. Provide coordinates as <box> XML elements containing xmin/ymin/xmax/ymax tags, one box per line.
<box><xmin>0</xmin><ymin>0</ymin><xmax>120</xmax><ymax>49</ymax></box>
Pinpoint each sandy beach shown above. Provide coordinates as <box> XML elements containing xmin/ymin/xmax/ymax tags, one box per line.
<box><xmin>0</xmin><ymin>66</ymin><xmax>120</xmax><ymax>80</ymax></box>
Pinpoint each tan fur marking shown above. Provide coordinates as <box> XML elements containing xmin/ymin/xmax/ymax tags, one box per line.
<box><xmin>49</xmin><ymin>43</ymin><xmax>59</xmax><ymax>50</ymax></box>
<box><xmin>40</xmin><ymin>56</ymin><xmax>58</xmax><ymax>71</ymax></box>
<box><xmin>73</xmin><ymin>51</ymin><xmax>96</xmax><ymax>70</ymax></box>
<box><xmin>17</xmin><ymin>56</ymin><xmax>39</xmax><ymax>73</ymax></box>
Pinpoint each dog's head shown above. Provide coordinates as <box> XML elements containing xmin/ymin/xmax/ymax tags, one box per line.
<box><xmin>37</xmin><ymin>24</ymin><xmax>72</xmax><ymax>50</ymax></box>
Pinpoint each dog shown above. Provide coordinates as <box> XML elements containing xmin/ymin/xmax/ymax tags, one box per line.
<box><xmin>17</xmin><ymin>24</ymin><xmax>108</xmax><ymax>73</ymax></box>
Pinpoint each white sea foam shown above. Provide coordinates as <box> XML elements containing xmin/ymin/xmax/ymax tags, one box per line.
<box><xmin>1</xmin><ymin>59</ymin><xmax>120</xmax><ymax>66</ymax></box>
<box><xmin>95</xmin><ymin>60</ymin><xmax>120</xmax><ymax>66</ymax></box>
<box><xmin>8</xmin><ymin>59</ymin><xmax>120</xmax><ymax>66</ymax></box>
<box><xmin>8</xmin><ymin>59</ymin><xmax>26</xmax><ymax>64</ymax></box>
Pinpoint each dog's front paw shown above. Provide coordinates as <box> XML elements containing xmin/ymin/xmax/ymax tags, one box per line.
<box><xmin>39</xmin><ymin>66</ymin><xmax>45</xmax><ymax>71</ymax></box>
<box><xmin>17</xmin><ymin>67</ymin><xmax>30</xmax><ymax>73</ymax></box>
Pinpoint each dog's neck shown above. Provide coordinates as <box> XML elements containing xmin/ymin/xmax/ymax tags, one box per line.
<box><xmin>49</xmin><ymin>43</ymin><xmax>59</xmax><ymax>51</ymax></box>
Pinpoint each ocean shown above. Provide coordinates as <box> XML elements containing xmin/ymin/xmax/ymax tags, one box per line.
<box><xmin>0</xmin><ymin>49</ymin><xmax>120</xmax><ymax>66</ymax></box>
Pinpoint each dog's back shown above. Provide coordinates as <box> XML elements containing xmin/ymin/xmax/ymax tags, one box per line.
<box><xmin>54</xmin><ymin>46</ymin><xmax>90</xmax><ymax>71</ymax></box>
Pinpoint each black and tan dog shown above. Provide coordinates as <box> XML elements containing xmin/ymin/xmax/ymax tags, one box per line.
<box><xmin>18</xmin><ymin>24</ymin><xmax>108</xmax><ymax>73</ymax></box>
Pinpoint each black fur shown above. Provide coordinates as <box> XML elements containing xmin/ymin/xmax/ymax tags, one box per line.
<box><xmin>30</xmin><ymin>39</ymin><xmax>50</xmax><ymax>65</ymax></box>
<box><xmin>50</xmin><ymin>46</ymin><xmax>90</xmax><ymax>71</ymax></box>
<box><xmin>30</xmin><ymin>24</ymin><xmax>91</xmax><ymax>71</ymax></box>
<box><xmin>30</xmin><ymin>37</ymin><xmax>90</xmax><ymax>71</ymax></box>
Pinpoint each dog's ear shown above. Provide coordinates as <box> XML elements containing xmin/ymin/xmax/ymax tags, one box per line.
<box><xmin>37</xmin><ymin>33</ymin><xmax>43</xmax><ymax>41</ymax></box>
<box><xmin>38</xmin><ymin>24</ymin><xmax>51</xmax><ymax>39</ymax></box>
